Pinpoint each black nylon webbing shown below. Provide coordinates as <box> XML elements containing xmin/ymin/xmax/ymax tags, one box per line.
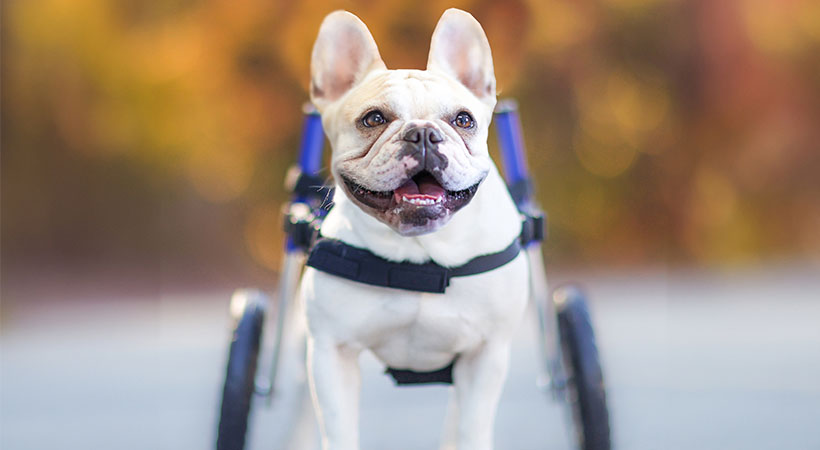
<box><xmin>385</xmin><ymin>360</ymin><xmax>456</xmax><ymax>385</ymax></box>
<box><xmin>305</xmin><ymin>238</ymin><xmax>521</xmax><ymax>294</ymax></box>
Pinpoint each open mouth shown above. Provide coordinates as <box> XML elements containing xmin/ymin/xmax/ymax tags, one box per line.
<box><xmin>342</xmin><ymin>171</ymin><xmax>479</xmax><ymax>213</ymax></box>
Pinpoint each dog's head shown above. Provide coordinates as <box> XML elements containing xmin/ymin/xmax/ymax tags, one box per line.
<box><xmin>310</xmin><ymin>9</ymin><xmax>497</xmax><ymax>236</ymax></box>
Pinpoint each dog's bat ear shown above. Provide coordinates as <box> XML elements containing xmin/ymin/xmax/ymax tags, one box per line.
<box><xmin>310</xmin><ymin>11</ymin><xmax>386</xmax><ymax>111</ymax></box>
<box><xmin>427</xmin><ymin>8</ymin><xmax>496</xmax><ymax>104</ymax></box>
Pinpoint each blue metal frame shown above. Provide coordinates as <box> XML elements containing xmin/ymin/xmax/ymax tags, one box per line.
<box><xmin>494</xmin><ymin>99</ymin><xmax>533</xmax><ymax>207</ymax></box>
<box><xmin>284</xmin><ymin>105</ymin><xmax>328</xmax><ymax>252</ymax></box>
<box><xmin>297</xmin><ymin>105</ymin><xmax>326</xmax><ymax>178</ymax></box>
<box><xmin>494</xmin><ymin>101</ymin><xmax>530</xmax><ymax>186</ymax></box>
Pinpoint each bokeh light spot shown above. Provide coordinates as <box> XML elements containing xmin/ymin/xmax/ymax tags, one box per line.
<box><xmin>690</xmin><ymin>167</ymin><xmax>739</xmax><ymax>230</ymax></box>
<box><xmin>245</xmin><ymin>203</ymin><xmax>284</xmax><ymax>272</ymax></box>
<box><xmin>528</xmin><ymin>1</ymin><xmax>591</xmax><ymax>54</ymax></box>
<box><xmin>186</xmin><ymin>147</ymin><xmax>254</xmax><ymax>203</ymax></box>
<box><xmin>741</xmin><ymin>0</ymin><xmax>805</xmax><ymax>56</ymax></box>
<box><xmin>573</xmin><ymin>183</ymin><xmax>616</xmax><ymax>239</ymax></box>
<box><xmin>573</xmin><ymin>129</ymin><xmax>638</xmax><ymax>178</ymax></box>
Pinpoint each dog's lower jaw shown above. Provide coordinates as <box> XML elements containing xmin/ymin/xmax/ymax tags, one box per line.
<box><xmin>378</xmin><ymin>203</ymin><xmax>455</xmax><ymax>236</ymax></box>
<box><xmin>351</xmin><ymin>198</ymin><xmax>455</xmax><ymax>237</ymax></box>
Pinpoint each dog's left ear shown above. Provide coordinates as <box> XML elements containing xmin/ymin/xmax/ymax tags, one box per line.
<box><xmin>427</xmin><ymin>8</ymin><xmax>496</xmax><ymax>104</ymax></box>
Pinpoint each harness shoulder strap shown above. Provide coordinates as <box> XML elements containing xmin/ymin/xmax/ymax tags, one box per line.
<box><xmin>302</xmin><ymin>209</ymin><xmax>544</xmax><ymax>294</ymax></box>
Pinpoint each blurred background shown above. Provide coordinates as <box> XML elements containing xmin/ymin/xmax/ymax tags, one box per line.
<box><xmin>2</xmin><ymin>1</ymin><xmax>820</xmax><ymax>449</ymax></box>
<box><xmin>4</xmin><ymin>0</ymin><xmax>820</xmax><ymax>279</ymax></box>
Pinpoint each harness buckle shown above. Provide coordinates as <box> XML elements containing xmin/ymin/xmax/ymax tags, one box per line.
<box><xmin>283</xmin><ymin>202</ymin><xmax>320</xmax><ymax>251</ymax></box>
<box><xmin>520</xmin><ymin>211</ymin><xmax>546</xmax><ymax>247</ymax></box>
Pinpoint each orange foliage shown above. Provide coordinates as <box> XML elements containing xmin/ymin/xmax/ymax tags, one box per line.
<box><xmin>3</xmin><ymin>0</ymin><xmax>820</xmax><ymax>271</ymax></box>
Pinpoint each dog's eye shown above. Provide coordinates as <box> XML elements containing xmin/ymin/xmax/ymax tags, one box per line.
<box><xmin>454</xmin><ymin>111</ymin><xmax>475</xmax><ymax>129</ymax></box>
<box><xmin>362</xmin><ymin>110</ymin><xmax>387</xmax><ymax>128</ymax></box>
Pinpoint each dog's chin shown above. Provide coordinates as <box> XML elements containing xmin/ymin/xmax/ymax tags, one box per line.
<box><xmin>341</xmin><ymin>170</ymin><xmax>482</xmax><ymax>236</ymax></box>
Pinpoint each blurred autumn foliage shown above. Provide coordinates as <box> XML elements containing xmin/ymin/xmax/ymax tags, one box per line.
<box><xmin>2</xmin><ymin>0</ymin><xmax>820</xmax><ymax>278</ymax></box>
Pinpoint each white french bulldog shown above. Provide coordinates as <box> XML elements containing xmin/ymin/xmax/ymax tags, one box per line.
<box><xmin>301</xmin><ymin>8</ymin><xmax>529</xmax><ymax>450</ymax></box>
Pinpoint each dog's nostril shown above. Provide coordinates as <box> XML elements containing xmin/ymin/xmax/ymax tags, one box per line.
<box><xmin>403</xmin><ymin>127</ymin><xmax>442</xmax><ymax>145</ymax></box>
<box><xmin>402</xmin><ymin>128</ymin><xmax>421</xmax><ymax>143</ymax></box>
<box><xmin>428</xmin><ymin>129</ymin><xmax>443</xmax><ymax>144</ymax></box>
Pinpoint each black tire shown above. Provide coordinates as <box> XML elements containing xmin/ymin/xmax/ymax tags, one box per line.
<box><xmin>217</xmin><ymin>291</ymin><xmax>267</xmax><ymax>450</ymax></box>
<box><xmin>554</xmin><ymin>285</ymin><xmax>611</xmax><ymax>450</ymax></box>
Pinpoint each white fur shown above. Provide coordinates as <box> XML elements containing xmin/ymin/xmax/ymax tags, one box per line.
<box><xmin>302</xmin><ymin>9</ymin><xmax>530</xmax><ymax>450</ymax></box>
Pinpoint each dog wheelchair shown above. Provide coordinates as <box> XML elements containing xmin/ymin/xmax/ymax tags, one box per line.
<box><xmin>216</xmin><ymin>100</ymin><xmax>611</xmax><ymax>450</ymax></box>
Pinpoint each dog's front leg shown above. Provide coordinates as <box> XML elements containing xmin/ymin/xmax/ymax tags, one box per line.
<box><xmin>307</xmin><ymin>336</ymin><xmax>361</xmax><ymax>450</ymax></box>
<box><xmin>447</xmin><ymin>340</ymin><xmax>512</xmax><ymax>450</ymax></box>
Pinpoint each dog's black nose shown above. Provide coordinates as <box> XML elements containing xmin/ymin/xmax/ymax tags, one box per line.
<box><xmin>400</xmin><ymin>126</ymin><xmax>448</xmax><ymax>172</ymax></box>
<box><xmin>401</xmin><ymin>127</ymin><xmax>443</xmax><ymax>145</ymax></box>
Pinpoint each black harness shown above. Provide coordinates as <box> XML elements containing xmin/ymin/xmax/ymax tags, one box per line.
<box><xmin>306</xmin><ymin>237</ymin><xmax>522</xmax><ymax>294</ymax></box>
<box><xmin>287</xmin><ymin>172</ymin><xmax>545</xmax><ymax>385</ymax></box>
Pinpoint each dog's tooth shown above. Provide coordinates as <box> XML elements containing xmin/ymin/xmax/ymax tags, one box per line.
<box><xmin>399</xmin><ymin>195</ymin><xmax>443</xmax><ymax>206</ymax></box>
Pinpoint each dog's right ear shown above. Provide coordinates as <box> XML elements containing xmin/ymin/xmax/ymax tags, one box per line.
<box><xmin>310</xmin><ymin>11</ymin><xmax>386</xmax><ymax>111</ymax></box>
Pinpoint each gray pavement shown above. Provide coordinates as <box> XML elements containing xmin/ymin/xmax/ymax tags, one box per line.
<box><xmin>2</xmin><ymin>266</ymin><xmax>819</xmax><ymax>449</ymax></box>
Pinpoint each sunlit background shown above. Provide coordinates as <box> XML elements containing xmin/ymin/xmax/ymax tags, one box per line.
<box><xmin>2</xmin><ymin>1</ymin><xmax>820</xmax><ymax>449</ymax></box>
<box><xmin>4</xmin><ymin>0</ymin><xmax>819</xmax><ymax>281</ymax></box>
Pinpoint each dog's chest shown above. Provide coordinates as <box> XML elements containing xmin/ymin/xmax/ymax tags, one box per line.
<box><xmin>302</xmin><ymin>254</ymin><xmax>528</xmax><ymax>371</ymax></box>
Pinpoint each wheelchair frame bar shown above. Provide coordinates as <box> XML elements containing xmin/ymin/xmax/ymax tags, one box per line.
<box><xmin>297</xmin><ymin>104</ymin><xmax>325</xmax><ymax>177</ymax></box>
<box><xmin>494</xmin><ymin>100</ymin><xmax>531</xmax><ymax>188</ymax></box>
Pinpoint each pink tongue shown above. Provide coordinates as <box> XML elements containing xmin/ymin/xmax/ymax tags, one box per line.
<box><xmin>417</xmin><ymin>174</ymin><xmax>446</xmax><ymax>197</ymax></box>
<box><xmin>393</xmin><ymin>173</ymin><xmax>446</xmax><ymax>203</ymax></box>
<box><xmin>393</xmin><ymin>178</ymin><xmax>419</xmax><ymax>203</ymax></box>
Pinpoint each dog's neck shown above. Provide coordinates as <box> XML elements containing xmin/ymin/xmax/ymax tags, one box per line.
<box><xmin>319</xmin><ymin>163</ymin><xmax>521</xmax><ymax>267</ymax></box>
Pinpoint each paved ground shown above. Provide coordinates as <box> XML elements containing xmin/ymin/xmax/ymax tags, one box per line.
<box><xmin>2</xmin><ymin>265</ymin><xmax>820</xmax><ymax>449</ymax></box>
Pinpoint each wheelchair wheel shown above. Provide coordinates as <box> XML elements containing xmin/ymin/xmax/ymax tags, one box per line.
<box><xmin>554</xmin><ymin>285</ymin><xmax>611</xmax><ymax>450</ymax></box>
<box><xmin>217</xmin><ymin>290</ymin><xmax>267</xmax><ymax>450</ymax></box>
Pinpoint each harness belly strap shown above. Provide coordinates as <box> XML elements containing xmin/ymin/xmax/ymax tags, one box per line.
<box><xmin>385</xmin><ymin>360</ymin><xmax>456</xmax><ymax>385</ymax></box>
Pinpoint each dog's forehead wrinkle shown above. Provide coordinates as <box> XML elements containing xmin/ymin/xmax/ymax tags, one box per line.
<box><xmin>343</xmin><ymin>69</ymin><xmax>480</xmax><ymax>121</ymax></box>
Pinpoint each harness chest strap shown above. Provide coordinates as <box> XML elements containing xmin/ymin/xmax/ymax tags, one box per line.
<box><xmin>305</xmin><ymin>238</ymin><xmax>522</xmax><ymax>294</ymax></box>
<box><xmin>304</xmin><ymin>213</ymin><xmax>542</xmax><ymax>293</ymax></box>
